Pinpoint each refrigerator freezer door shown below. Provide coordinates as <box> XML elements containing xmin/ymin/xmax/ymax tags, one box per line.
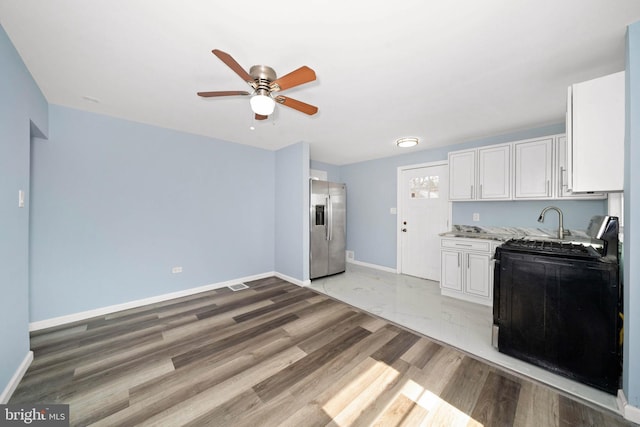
<box><xmin>328</xmin><ymin>182</ymin><xmax>346</xmax><ymax>275</ymax></box>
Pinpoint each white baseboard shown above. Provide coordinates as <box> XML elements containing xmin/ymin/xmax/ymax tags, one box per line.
<box><xmin>275</xmin><ymin>272</ymin><xmax>310</xmax><ymax>287</ymax></box>
<box><xmin>29</xmin><ymin>272</ymin><xmax>275</xmax><ymax>332</ymax></box>
<box><xmin>618</xmin><ymin>389</ymin><xmax>640</xmax><ymax>423</ymax></box>
<box><xmin>0</xmin><ymin>351</ymin><xmax>33</xmax><ymax>404</ymax></box>
<box><xmin>347</xmin><ymin>258</ymin><xmax>398</xmax><ymax>274</ymax></box>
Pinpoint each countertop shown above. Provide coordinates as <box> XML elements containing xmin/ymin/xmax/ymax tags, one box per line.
<box><xmin>440</xmin><ymin>224</ymin><xmax>595</xmax><ymax>244</ymax></box>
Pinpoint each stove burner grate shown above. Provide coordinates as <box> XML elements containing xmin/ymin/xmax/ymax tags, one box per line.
<box><xmin>502</xmin><ymin>238</ymin><xmax>601</xmax><ymax>257</ymax></box>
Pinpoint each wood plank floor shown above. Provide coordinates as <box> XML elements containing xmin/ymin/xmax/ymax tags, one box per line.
<box><xmin>10</xmin><ymin>277</ymin><xmax>635</xmax><ymax>426</ymax></box>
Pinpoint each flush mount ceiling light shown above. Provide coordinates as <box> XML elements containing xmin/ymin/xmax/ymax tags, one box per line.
<box><xmin>396</xmin><ymin>137</ymin><xmax>419</xmax><ymax>148</ymax></box>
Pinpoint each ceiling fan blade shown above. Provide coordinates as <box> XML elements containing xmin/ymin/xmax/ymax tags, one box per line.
<box><xmin>275</xmin><ymin>96</ymin><xmax>318</xmax><ymax>115</ymax></box>
<box><xmin>270</xmin><ymin>66</ymin><xmax>316</xmax><ymax>92</ymax></box>
<box><xmin>212</xmin><ymin>49</ymin><xmax>254</xmax><ymax>84</ymax></box>
<box><xmin>255</xmin><ymin>114</ymin><xmax>268</xmax><ymax>120</ymax></box>
<box><xmin>197</xmin><ymin>90</ymin><xmax>250</xmax><ymax>97</ymax></box>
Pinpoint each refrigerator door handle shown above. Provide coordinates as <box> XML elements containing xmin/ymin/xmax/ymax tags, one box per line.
<box><xmin>327</xmin><ymin>195</ymin><xmax>332</xmax><ymax>241</ymax></box>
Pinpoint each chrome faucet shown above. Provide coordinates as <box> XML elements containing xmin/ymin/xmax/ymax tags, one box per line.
<box><xmin>538</xmin><ymin>206</ymin><xmax>565</xmax><ymax>239</ymax></box>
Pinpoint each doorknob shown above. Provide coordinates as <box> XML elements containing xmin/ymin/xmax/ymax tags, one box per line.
<box><xmin>402</xmin><ymin>228</ymin><xmax>407</xmax><ymax>232</ymax></box>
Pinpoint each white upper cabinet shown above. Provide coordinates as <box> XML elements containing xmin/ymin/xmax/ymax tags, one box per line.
<box><xmin>448</xmin><ymin>135</ymin><xmax>606</xmax><ymax>201</ymax></box>
<box><xmin>514</xmin><ymin>138</ymin><xmax>553</xmax><ymax>199</ymax></box>
<box><xmin>556</xmin><ymin>136</ymin><xmax>605</xmax><ymax>199</ymax></box>
<box><xmin>449</xmin><ymin>150</ymin><xmax>476</xmax><ymax>200</ymax></box>
<box><xmin>567</xmin><ymin>71</ymin><xmax>624</xmax><ymax>192</ymax></box>
<box><xmin>448</xmin><ymin>145</ymin><xmax>510</xmax><ymax>201</ymax></box>
<box><xmin>478</xmin><ymin>145</ymin><xmax>511</xmax><ymax>200</ymax></box>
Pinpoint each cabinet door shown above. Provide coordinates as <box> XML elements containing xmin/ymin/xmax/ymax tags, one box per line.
<box><xmin>448</xmin><ymin>151</ymin><xmax>476</xmax><ymax>200</ymax></box>
<box><xmin>556</xmin><ymin>136</ymin><xmax>605</xmax><ymax>199</ymax></box>
<box><xmin>441</xmin><ymin>250</ymin><xmax>463</xmax><ymax>292</ymax></box>
<box><xmin>570</xmin><ymin>71</ymin><xmax>624</xmax><ymax>192</ymax></box>
<box><xmin>514</xmin><ymin>138</ymin><xmax>552</xmax><ymax>199</ymax></box>
<box><xmin>478</xmin><ymin>145</ymin><xmax>510</xmax><ymax>199</ymax></box>
<box><xmin>466</xmin><ymin>253</ymin><xmax>491</xmax><ymax>297</ymax></box>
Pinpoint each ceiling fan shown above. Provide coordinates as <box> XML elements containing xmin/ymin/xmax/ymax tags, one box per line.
<box><xmin>197</xmin><ymin>49</ymin><xmax>318</xmax><ymax>120</ymax></box>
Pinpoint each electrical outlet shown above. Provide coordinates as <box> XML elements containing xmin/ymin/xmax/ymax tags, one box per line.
<box><xmin>472</xmin><ymin>213</ymin><xmax>480</xmax><ymax>222</ymax></box>
<box><xmin>346</xmin><ymin>250</ymin><xmax>354</xmax><ymax>260</ymax></box>
<box><xmin>171</xmin><ymin>266</ymin><xmax>183</xmax><ymax>274</ymax></box>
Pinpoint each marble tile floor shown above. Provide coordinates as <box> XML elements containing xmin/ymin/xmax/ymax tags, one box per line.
<box><xmin>308</xmin><ymin>263</ymin><xmax>622</xmax><ymax>415</ymax></box>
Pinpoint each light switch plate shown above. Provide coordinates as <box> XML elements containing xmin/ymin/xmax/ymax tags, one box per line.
<box><xmin>472</xmin><ymin>213</ymin><xmax>480</xmax><ymax>222</ymax></box>
<box><xmin>18</xmin><ymin>190</ymin><xmax>25</xmax><ymax>208</ymax></box>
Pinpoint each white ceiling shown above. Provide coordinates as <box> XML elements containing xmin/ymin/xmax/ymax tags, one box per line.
<box><xmin>2</xmin><ymin>1</ymin><xmax>640</xmax><ymax>165</ymax></box>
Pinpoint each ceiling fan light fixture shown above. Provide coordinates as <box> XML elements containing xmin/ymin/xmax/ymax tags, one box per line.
<box><xmin>250</xmin><ymin>93</ymin><xmax>275</xmax><ymax>116</ymax></box>
<box><xmin>396</xmin><ymin>137</ymin><xmax>419</xmax><ymax>148</ymax></box>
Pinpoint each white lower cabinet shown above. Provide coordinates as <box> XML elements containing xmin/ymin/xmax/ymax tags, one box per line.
<box><xmin>441</xmin><ymin>251</ymin><xmax>464</xmax><ymax>292</ymax></box>
<box><xmin>440</xmin><ymin>238</ymin><xmax>496</xmax><ymax>306</ymax></box>
<box><xmin>465</xmin><ymin>253</ymin><xmax>491</xmax><ymax>297</ymax></box>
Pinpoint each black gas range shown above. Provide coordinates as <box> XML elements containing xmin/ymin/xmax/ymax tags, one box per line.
<box><xmin>493</xmin><ymin>216</ymin><xmax>621</xmax><ymax>394</ymax></box>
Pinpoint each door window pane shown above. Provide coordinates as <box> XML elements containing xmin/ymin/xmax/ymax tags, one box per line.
<box><xmin>410</xmin><ymin>175</ymin><xmax>440</xmax><ymax>199</ymax></box>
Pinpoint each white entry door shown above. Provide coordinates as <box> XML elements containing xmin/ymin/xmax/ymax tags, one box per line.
<box><xmin>399</xmin><ymin>163</ymin><xmax>449</xmax><ymax>280</ymax></box>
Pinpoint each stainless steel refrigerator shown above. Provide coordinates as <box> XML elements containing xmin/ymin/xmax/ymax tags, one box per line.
<box><xmin>310</xmin><ymin>179</ymin><xmax>346</xmax><ymax>279</ymax></box>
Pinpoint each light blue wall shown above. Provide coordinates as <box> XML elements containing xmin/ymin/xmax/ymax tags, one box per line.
<box><xmin>310</xmin><ymin>160</ymin><xmax>341</xmax><ymax>182</ymax></box>
<box><xmin>453</xmin><ymin>200</ymin><xmax>606</xmax><ymax>230</ymax></box>
<box><xmin>338</xmin><ymin>123</ymin><xmax>610</xmax><ymax>269</ymax></box>
<box><xmin>29</xmin><ymin>105</ymin><xmax>275</xmax><ymax>321</ymax></box>
<box><xmin>624</xmin><ymin>20</ymin><xmax>640</xmax><ymax>409</ymax></box>
<box><xmin>0</xmin><ymin>24</ymin><xmax>48</xmax><ymax>397</ymax></box>
<box><xmin>275</xmin><ymin>142</ymin><xmax>310</xmax><ymax>281</ymax></box>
